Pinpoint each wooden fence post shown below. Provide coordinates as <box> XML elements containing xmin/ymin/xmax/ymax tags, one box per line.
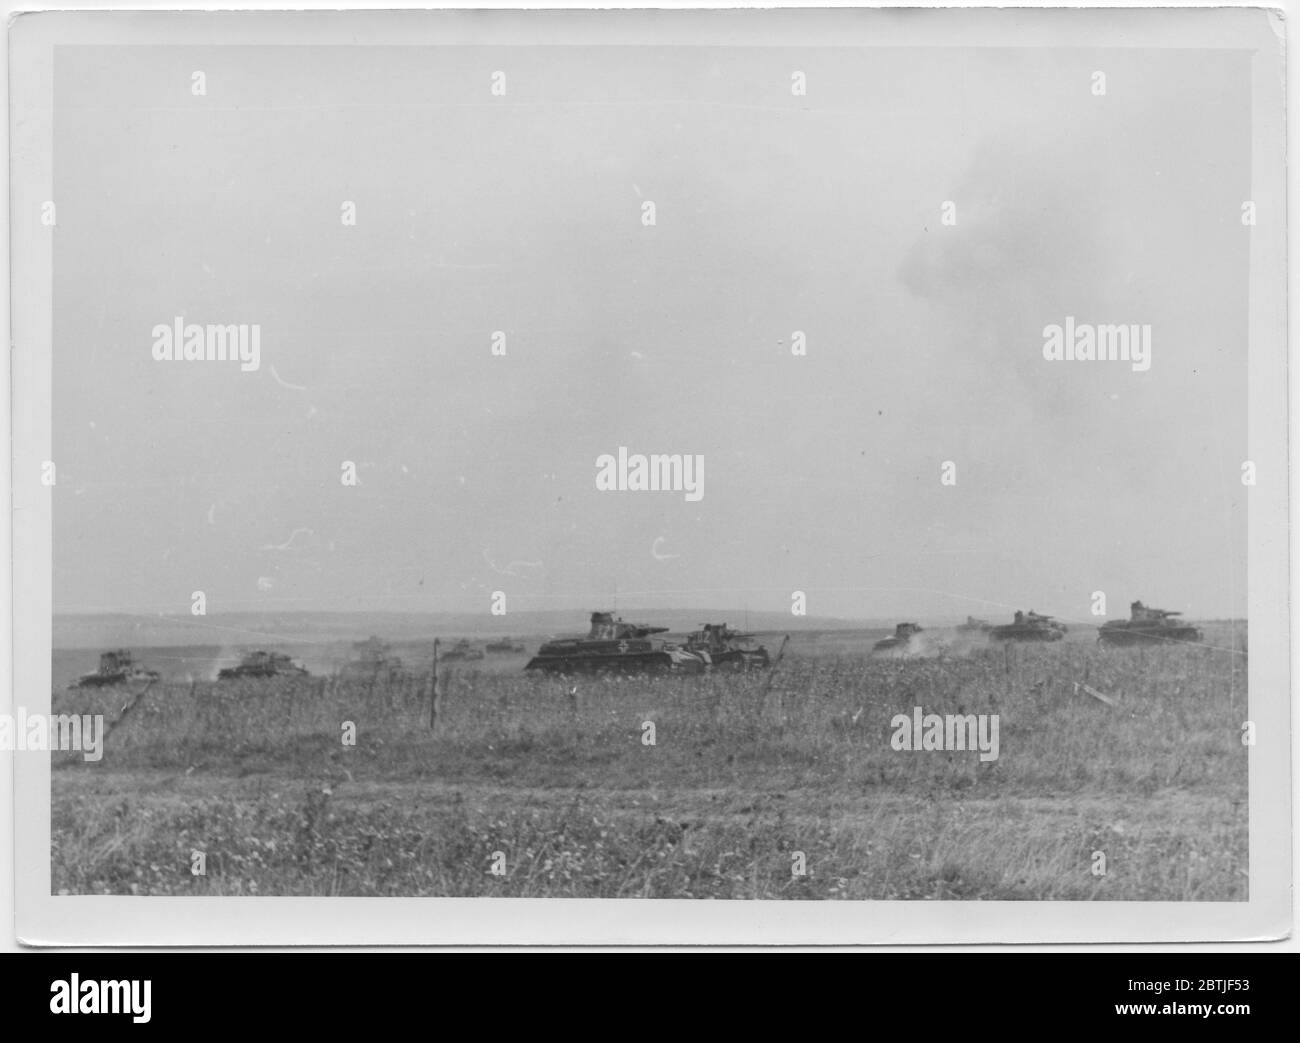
<box><xmin>759</xmin><ymin>635</ymin><xmax>791</xmax><ymax>708</ymax></box>
<box><xmin>429</xmin><ymin>638</ymin><xmax>440</xmax><ymax>731</ymax></box>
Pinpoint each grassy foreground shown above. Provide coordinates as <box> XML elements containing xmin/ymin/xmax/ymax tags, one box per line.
<box><xmin>51</xmin><ymin>636</ymin><xmax>1247</xmax><ymax>899</ymax></box>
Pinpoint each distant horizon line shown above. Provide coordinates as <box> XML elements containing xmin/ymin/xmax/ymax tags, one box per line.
<box><xmin>52</xmin><ymin>608</ymin><xmax>1248</xmax><ymax>624</ymax></box>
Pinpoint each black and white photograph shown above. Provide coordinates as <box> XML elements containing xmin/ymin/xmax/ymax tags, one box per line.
<box><xmin>6</xmin><ymin>5</ymin><xmax>1290</xmax><ymax>946</ymax></box>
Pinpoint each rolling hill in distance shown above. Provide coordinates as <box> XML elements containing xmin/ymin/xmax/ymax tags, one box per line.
<box><xmin>53</xmin><ymin>609</ymin><xmax>900</xmax><ymax>650</ymax></box>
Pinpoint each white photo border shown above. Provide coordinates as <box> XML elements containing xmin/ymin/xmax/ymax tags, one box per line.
<box><xmin>8</xmin><ymin>5</ymin><xmax>1290</xmax><ymax>946</ymax></box>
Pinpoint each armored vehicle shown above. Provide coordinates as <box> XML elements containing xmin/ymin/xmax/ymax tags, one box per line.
<box><xmin>485</xmin><ymin>638</ymin><xmax>526</xmax><ymax>654</ymax></box>
<box><xmin>1098</xmin><ymin>601</ymin><xmax>1202</xmax><ymax>647</ymax></box>
<box><xmin>873</xmin><ymin>622</ymin><xmax>925</xmax><ymax>654</ymax></box>
<box><xmin>73</xmin><ymin>650</ymin><xmax>159</xmax><ymax>688</ymax></box>
<box><xmin>341</xmin><ymin>637</ymin><xmax>404</xmax><ymax>679</ymax></box>
<box><xmin>956</xmin><ymin>616</ymin><xmax>992</xmax><ymax>633</ymax></box>
<box><xmin>989</xmin><ymin>610</ymin><xmax>1067</xmax><ymax>642</ymax></box>
<box><xmin>525</xmin><ymin>611</ymin><xmax>707</xmax><ymax>675</ymax></box>
<box><xmin>440</xmin><ymin>639</ymin><xmax>485</xmax><ymax>662</ymax></box>
<box><xmin>683</xmin><ymin>623</ymin><xmax>770</xmax><ymax>671</ymax></box>
<box><xmin>217</xmin><ymin>650</ymin><xmax>310</xmax><ymax>680</ymax></box>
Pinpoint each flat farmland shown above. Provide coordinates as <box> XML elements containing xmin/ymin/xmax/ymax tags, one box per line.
<box><xmin>50</xmin><ymin>625</ymin><xmax>1248</xmax><ymax>900</ymax></box>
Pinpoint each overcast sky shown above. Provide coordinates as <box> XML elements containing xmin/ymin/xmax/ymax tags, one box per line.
<box><xmin>52</xmin><ymin>44</ymin><xmax>1249</xmax><ymax>623</ymax></box>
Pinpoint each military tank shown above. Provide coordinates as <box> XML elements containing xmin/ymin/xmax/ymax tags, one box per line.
<box><xmin>73</xmin><ymin>650</ymin><xmax>159</xmax><ymax>688</ymax></box>
<box><xmin>989</xmin><ymin>610</ymin><xmax>1067</xmax><ymax>642</ymax></box>
<box><xmin>683</xmin><ymin>623</ymin><xmax>770</xmax><ymax>671</ymax></box>
<box><xmin>872</xmin><ymin>622</ymin><xmax>925</xmax><ymax>654</ymax></box>
<box><xmin>440</xmin><ymin>639</ymin><xmax>485</xmax><ymax>662</ymax></box>
<box><xmin>956</xmin><ymin>616</ymin><xmax>992</xmax><ymax>633</ymax></box>
<box><xmin>1098</xmin><ymin>601</ymin><xmax>1202</xmax><ymax>647</ymax></box>
<box><xmin>525</xmin><ymin>611</ymin><xmax>707</xmax><ymax>675</ymax></box>
<box><xmin>485</xmin><ymin>638</ymin><xmax>526</xmax><ymax>654</ymax></box>
<box><xmin>217</xmin><ymin>650</ymin><xmax>310</xmax><ymax>680</ymax></box>
<box><xmin>341</xmin><ymin>637</ymin><xmax>404</xmax><ymax>679</ymax></box>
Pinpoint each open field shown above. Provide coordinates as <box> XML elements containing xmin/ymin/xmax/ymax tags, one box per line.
<box><xmin>50</xmin><ymin>624</ymin><xmax>1247</xmax><ymax>899</ymax></box>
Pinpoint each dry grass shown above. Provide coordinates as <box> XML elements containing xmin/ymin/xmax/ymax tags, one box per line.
<box><xmin>51</xmin><ymin>633</ymin><xmax>1247</xmax><ymax>899</ymax></box>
